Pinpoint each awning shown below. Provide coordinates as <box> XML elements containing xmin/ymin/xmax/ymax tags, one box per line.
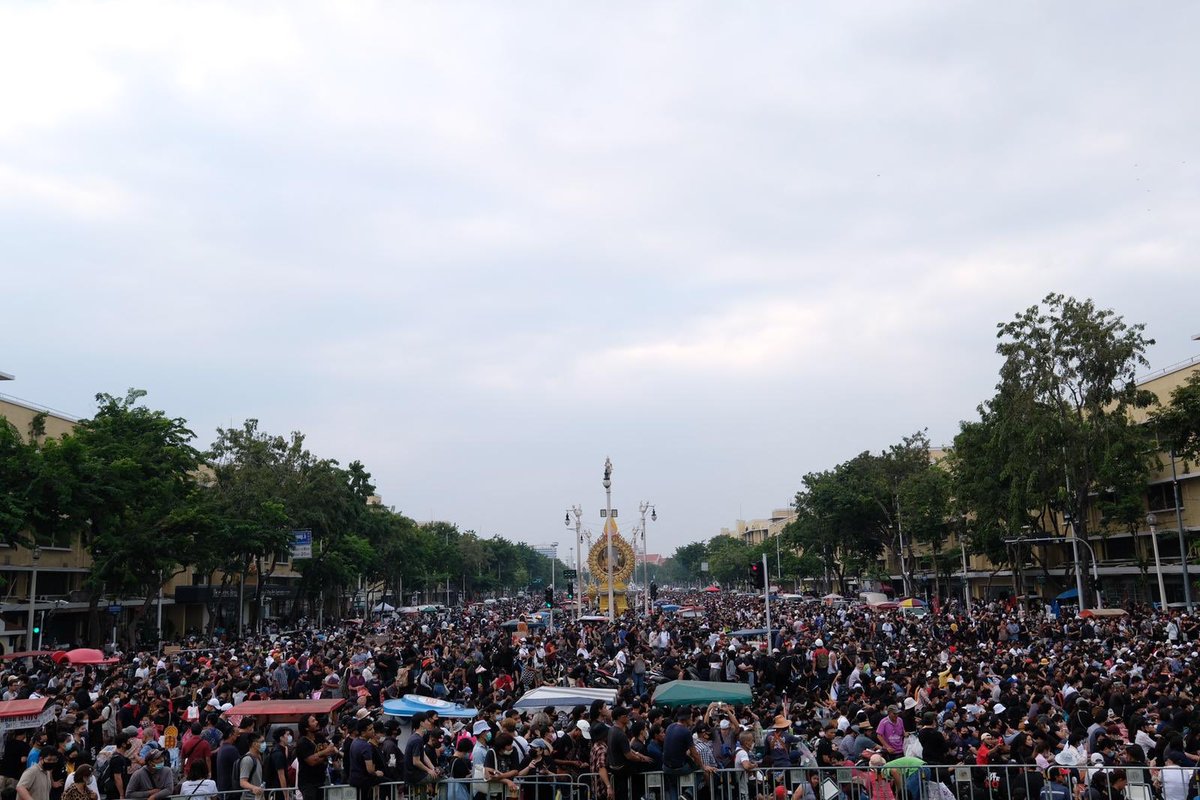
<box><xmin>512</xmin><ymin>686</ymin><xmax>617</xmax><ymax>711</ymax></box>
<box><xmin>1055</xmin><ymin>588</ymin><xmax>1079</xmax><ymax>601</ymax></box>
<box><xmin>0</xmin><ymin>698</ymin><xmax>53</xmax><ymax>734</ymax></box>
<box><xmin>0</xmin><ymin>651</ymin><xmax>55</xmax><ymax>661</ymax></box>
<box><xmin>652</xmin><ymin>680</ymin><xmax>753</xmax><ymax>707</ymax></box>
<box><xmin>51</xmin><ymin>648</ymin><xmax>118</xmax><ymax>665</ymax></box>
<box><xmin>225</xmin><ymin>698</ymin><xmax>346</xmax><ymax>724</ymax></box>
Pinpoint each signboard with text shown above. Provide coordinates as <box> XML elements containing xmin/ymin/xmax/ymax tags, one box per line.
<box><xmin>291</xmin><ymin>529</ymin><xmax>313</xmax><ymax>559</ymax></box>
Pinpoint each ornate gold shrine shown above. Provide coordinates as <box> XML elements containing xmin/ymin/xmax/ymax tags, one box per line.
<box><xmin>587</xmin><ymin>519</ymin><xmax>635</xmax><ymax>615</ymax></box>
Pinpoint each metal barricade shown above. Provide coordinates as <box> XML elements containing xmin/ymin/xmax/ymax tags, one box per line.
<box><xmin>551</xmin><ymin>763</ymin><xmax>1192</xmax><ymax>800</ymax></box>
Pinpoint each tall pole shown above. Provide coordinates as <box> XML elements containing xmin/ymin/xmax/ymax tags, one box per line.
<box><xmin>604</xmin><ymin>458</ymin><xmax>615</xmax><ymax>622</ymax></box>
<box><xmin>568</xmin><ymin>507</ymin><xmax>583</xmax><ymax>618</ymax></box>
<box><xmin>762</xmin><ymin>553</ymin><xmax>772</xmax><ymax>649</ymax></box>
<box><xmin>775</xmin><ymin>535</ymin><xmax>782</xmax><ymax>582</ymax></box>
<box><xmin>1010</xmin><ymin>536</ymin><xmax>1102</xmax><ymax>610</ymax></box>
<box><xmin>639</xmin><ymin>501</ymin><xmax>654</xmax><ymax>619</ymax></box>
<box><xmin>960</xmin><ymin>543</ymin><xmax>971</xmax><ymax>613</ymax></box>
<box><xmin>27</xmin><ymin>546</ymin><xmax>40</xmax><ymax>651</ymax></box>
<box><xmin>550</xmin><ymin>544</ymin><xmax>556</xmax><ymax>632</ymax></box>
<box><xmin>1171</xmin><ymin>451</ymin><xmax>1194</xmax><ymax>612</ymax></box>
<box><xmin>1147</xmin><ymin>514</ymin><xmax>1168</xmax><ymax>610</ymax></box>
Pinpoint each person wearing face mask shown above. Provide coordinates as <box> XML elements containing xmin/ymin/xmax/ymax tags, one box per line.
<box><xmin>123</xmin><ymin>750</ymin><xmax>173</xmax><ymax>800</ymax></box>
<box><xmin>265</xmin><ymin>729</ymin><xmax>292</xmax><ymax>795</ymax></box>
<box><xmin>62</xmin><ymin>764</ymin><xmax>98</xmax><ymax>800</ymax></box>
<box><xmin>236</xmin><ymin>733</ymin><xmax>265</xmax><ymax>800</ymax></box>
<box><xmin>17</xmin><ymin>748</ymin><xmax>60</xmax><ymax>800</ymax></box>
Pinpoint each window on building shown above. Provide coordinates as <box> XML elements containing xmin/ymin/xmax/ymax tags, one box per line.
<box><xmin>276</xmin><ymin>550</ymin><xmax>290</xmax><ymax>566</ymax></box>
<box><xmin>1147</xmin><ymin>483</ymin><xmax>1179</xmax><ymax>513</ymax></box>
<box><xmin>1103</xmin><ymin>537</ymin><xmax>1136</xmax><ymax>561</ymax></box>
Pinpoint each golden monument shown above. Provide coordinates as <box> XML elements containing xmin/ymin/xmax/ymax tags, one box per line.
<box><xmin>588</xmin><ymin>516</ymin><xmax>635</xmax><ymax>615</ymax></box>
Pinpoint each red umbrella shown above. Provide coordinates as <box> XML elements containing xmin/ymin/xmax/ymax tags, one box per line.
<box><xmin>703</xmin><ymin>585</ymin><xmax>721</xmax><ymax>593</ymax></box>
<box><xmin>51</xmin><ymin>648</ymin><xmax>119</xmax><ymax>665</ymax></box>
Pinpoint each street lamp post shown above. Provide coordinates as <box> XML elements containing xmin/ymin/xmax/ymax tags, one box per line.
<box><xmin>1169</xmin><ymin>451</ymin><xmax>1194</xmax><ymax>612</ymax></box>
<box><xmin>549</xmin><ymin>541</ymin><xmax>558</xmax><ymax>631</ymax></box>
<box><xmin>959</xmin><ymin>515</ymin><xmax>972</xmax><ymax>614</ymax></box>
<box><xmin>639</xmin><ymin>501</ymin><xmax>655</xmax><ymax>618</ymax></box>
<box><xmin>1146</xmin><ymin>513</ymin><xmax>1169</xmax><ymax>610</ymax></box>
<box><xmin>567</xmin><ymin>507</ymin><xmax>583</xmax><ymax>617</ymax></box>
<box><xmin>603</xmin><ymin>458</ymin><xmax>615</xmax><ymax>622</ymax></box>
<box><xmin>27</xmin><ymin>545</ymin><xmax>41</xmax><ymax>651</ymax></box>
<box><xmin>1007</xmin><ymin>536</ymin><xmax>1103</xmax><ymax>610</ymax></box>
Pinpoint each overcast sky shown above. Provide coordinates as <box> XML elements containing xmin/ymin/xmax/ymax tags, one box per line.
<box><xmin>3</xmin><ymin>2</ymin><xmax>1198</xmax><ymax>559</ymax></box>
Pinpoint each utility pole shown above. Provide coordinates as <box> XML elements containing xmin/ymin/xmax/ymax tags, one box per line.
<box><xmin>603</xmin><ymin>458</ymin><xmax>615</xmax><ymax>622</ymax></box>
<box><xmin>762</xmin><ymin>553</ymin><xmax>772</xmax><ymax>648</ymax></box>
<box><xmin>1170</xmin><ymin>450</ymin><xmax>1194</xmax><ymax>612</ymax></box>
<box><xmin>639</xmin><ymin>501</ymin><xmax>655</xmax><ymax>618</ymax></box>
<box><xmin>26</xmin><ymin>545</ymin><xmax>41</xmax><ymax>651</ymax></box>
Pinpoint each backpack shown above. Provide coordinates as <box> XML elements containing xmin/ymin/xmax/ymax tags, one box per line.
<box><xmin>96</xmin><ymin>760</ymin><xmax>114</xmax><ymax>798</ymax></box>
<box><xmin>815</xmin><ymin>650</ymin><xmax>830</xmax><ymax>670</ymax></box>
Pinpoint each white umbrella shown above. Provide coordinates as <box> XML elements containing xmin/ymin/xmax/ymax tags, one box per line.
<box><xmin>372</xmin><ymin>602</ymin><xmax>396</xmax><ymax>612</ymax></box>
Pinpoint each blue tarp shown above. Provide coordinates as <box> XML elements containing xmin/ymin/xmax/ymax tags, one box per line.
<box><xmin>1055</xmin><ymin>588</ymin><xmax>1079</xmax><ymax>601</ymax></box>
<box><xmin>382</xmin><ymin>695</ymin><xmax>478</xmax><ymax>719</ymax></box>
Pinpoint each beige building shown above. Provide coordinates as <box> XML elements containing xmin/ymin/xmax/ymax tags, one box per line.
<box><xmin>892</xmin><ymin>355</ymin><xmax>1200</xmax><ymax>607</ymax></box>
<box><xmin>0</xmin><ymin>373</ymin><xmax>307</xmax><ymax>651</ymax></box>
<box><xmin>720</xmin><ymin>508</ymin><xmax>798</xmax><ymax>546</ymax></box>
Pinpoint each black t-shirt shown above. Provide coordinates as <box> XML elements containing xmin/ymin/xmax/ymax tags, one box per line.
<box><xmin>296</xmin><ymin>736</ymin><xmax>326</xmax><ymax>787</ymax></box>
<box><xmin>106</xmin><ymin>752</ymin><xmax>131</xmax><ymax>798</ymax></box>
<box><xmin>403</xmin><ymin>734</ymin><xmax>425</xmax><ymax>779</ymax></box>
<box><xmin>265</xmin><ymin>746</ymin><xmax>290</xmax><ymax>789</ymax></box>
<box><xmin>917</xmin><ymin>728</ymin><xmax>950</xmax><ymax>765</ymax></box>
<box><xmin>607</xmin><ymin>726</ymin><xmax>631</xmax><ymax>772</ymax></box>
<box><xmin>0</xmin><ymin>739</ymin><xmax>29</xmax><ymax>779</ymax></box>
<box><xmin>662</xmin><ymin>723</ymin><xmax>692</xmax><ymax>769</ymax></box>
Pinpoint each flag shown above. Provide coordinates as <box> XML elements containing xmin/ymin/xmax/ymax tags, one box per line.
<box><xmin>603</xmin><ymin>515</ymin><xmax>618</xmax><ymax>539</ymax></box>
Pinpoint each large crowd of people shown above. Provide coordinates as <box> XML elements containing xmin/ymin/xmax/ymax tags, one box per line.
<box><xmin>2</xmin><ymin>590</ymin><xmax>1199</xmax><ymax>800</ymax></box>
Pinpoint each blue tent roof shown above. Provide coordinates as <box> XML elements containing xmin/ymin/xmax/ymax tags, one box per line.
<box><xmin>1055</xmin><ymin>588</ymin><xmax>1079</xmax><ymax>600</ymax></box>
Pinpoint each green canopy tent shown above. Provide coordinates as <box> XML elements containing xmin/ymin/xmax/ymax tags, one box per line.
<box><xmin>651</xmin><ymin>680</ymin><xmax>753</xmax><ymax>707</ymax></box>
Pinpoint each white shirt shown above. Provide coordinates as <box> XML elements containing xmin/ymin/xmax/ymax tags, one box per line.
<box><xmin>179</xmin><ymin>779</ymin><xmax>219</xmax><ymax>797</ymax></box>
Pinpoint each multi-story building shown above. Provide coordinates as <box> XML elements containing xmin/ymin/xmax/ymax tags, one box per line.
<box><xmin>0</xmin><ymin>372</ymin><xmax>308</xmax><ymax>651</ymax></box>
<box><xmin>720</xmin><ymin>508</ymin><xmax>797</xmax><ymax>547</ymax></box>
<box><xmin>891</xmin><ymin>355</ymin><xmax>1200</xmax><ymax>607</ymax></box>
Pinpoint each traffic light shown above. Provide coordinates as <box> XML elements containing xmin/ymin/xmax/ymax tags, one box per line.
<box><xmin>749</xmin><ymin>561</ymin><xmax>762</xmax><ymax>584</ymax></box>
<box><xmin>650</xmin><ymin>582</ymin><xmax>658</xmax><ymax>601</ymax></box>
<box><xmin>544</xmin><ymin>587</ymin><xmax>553</xmax><ymax>608</ymax></box>
<box><xmin>566</xmin><ymin>582</ymin><xmax>575</xmax><ymax>600</ymax></box>
<box><xmin>32</xmin><ymin>625</ymin><xmax>40</xmax><ymax>635</ymax></box>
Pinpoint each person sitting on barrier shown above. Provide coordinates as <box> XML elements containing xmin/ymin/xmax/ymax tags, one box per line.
<box><xmin>445</xmin><ymin>738</ymin><xmax>474</xmax><ymax>800</ymax></box>
<box><xmin>124</xmin><ymin>748</ymin><xmax>175</xmax><ymax>800</ymax></box>
<box><xmin>484</xmin><ymin>731</ymin><xmax>526</xmax><ymax>800</ymax></box>
<box><xmin>178</xmin><ymin>760</ymin><xmax>218</xmax><ymax>798</ymax></box>
<box><xmin>858</xmin><ymin>754</ymin><xmax>895</xmax><ymax>800</ymax></box>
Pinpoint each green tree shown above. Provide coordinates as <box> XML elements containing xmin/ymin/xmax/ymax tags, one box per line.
<box><xmin>72</xmin><ymin>390</ymin><xmax>203</xmax><ymax>645</ymax></box>
<box><xmin>669</xmin><ymin>541</ymin><xmax>709</xmax><ymax>586</ymax></box>
<box><xmin>1151</xmin><ymin>370</ymin><xmax>1200</xmax><ymax>465</ymax></box>
<box><xmin>705</xmin><ymin>535</ymin><xmax>752</xmax><ymax>586</ymax></box>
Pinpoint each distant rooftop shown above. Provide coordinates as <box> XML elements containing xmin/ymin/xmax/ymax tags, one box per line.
<box><xmin>0</xmin><ymin>371</ymin><xmax>13</xmax><ymax>381</ymax></box>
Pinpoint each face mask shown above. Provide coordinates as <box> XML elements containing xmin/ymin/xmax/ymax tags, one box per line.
<box><xmin>42</xmin><ymin>763</ymin><xmax>58</xmax><ymax>772</ymax></box>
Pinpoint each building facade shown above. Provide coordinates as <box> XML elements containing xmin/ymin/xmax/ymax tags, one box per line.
<box><xmin>0</xmin><ymin>375</ymin><xmax>306</xmax><ymax>651</ymax></box>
